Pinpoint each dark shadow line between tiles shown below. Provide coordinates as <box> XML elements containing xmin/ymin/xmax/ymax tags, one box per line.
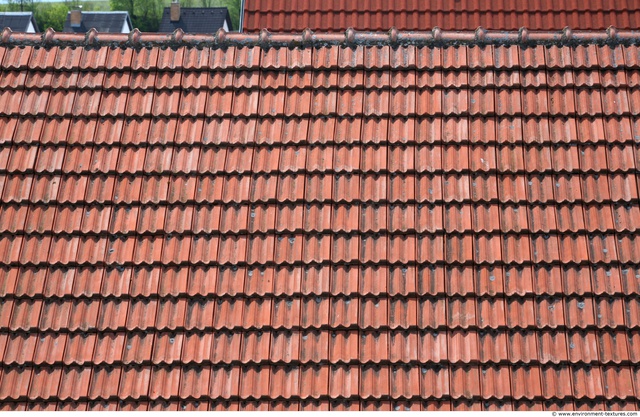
<box><xmin>4</xmin><ymin>228</ymin><xmax>640</xmax><ymax>239</ymax></box>
<box><xmin>4</xmin><ymin>59</ymin><xmax>640</xmax><ymax>74</ymax></box>
<box><xmin>3</xmin><ymin>289</ymin><xmax>640</xmax><ymax>302</ymax></box>
<box><xmin>1</xmin><ymin>358</ymin><xmax>638</xmax><ymax>369</ymax></box>
<box><xmin>2</xmin><ymin>323</ymin><xmax>639</xmax><ymax>336</ymax></box>
<box><xmin>3</xmin><ymin>197</ymin><xmax>640</xmax><ymax>212</ymax></box>
<box><xmin>0</xmin><ymin>392</ymin><xmax>636</xmax><ymax>403</ymax></box>
<box><xmin>2</xmin><ymin>163</ymin><xmax>640</xmax><ymax>177</ymax></box>
<box><xmin>3</xmin><ymin>80</ymin><xmax>640</xmax><ymax>94</ymax></box>
<box><xmin>3</xmin><ymin>108</ymin><xmax>640</xmax><ymax>120</ymax></box>
<box><xmin>4</xmin><ymin>138</ymin><xmax>640</xmax><ymax>154</ymax></box>
<box><xmin>3</xmin><ymin>257</ymin><xmax>640</xmax><ymax>270</ymax></box>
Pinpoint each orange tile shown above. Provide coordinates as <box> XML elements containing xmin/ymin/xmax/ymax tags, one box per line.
<box><xmin>3</xmin><ymin>37</ymin><xmax>640</xmax><ymax>408</ymax></box>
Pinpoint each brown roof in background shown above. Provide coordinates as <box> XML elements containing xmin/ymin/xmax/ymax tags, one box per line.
<box><xmin>242</xmin><ymin>0</ymin><xmax>640</xmax><ymax>32</ymax></box>
<box><xmin>1</xmin><ymin>29</ymin><xmax>640</xmax><ymax>410</ymax></box>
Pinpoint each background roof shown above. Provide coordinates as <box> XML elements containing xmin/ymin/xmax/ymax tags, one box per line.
<box><xmin>0</xmin><ymin>32</ymin><xmax>639</xmax><ymax>410</ymax></box>
<box><xmin>242</xmin><ymin>0</ymin><xmax>640</xmax><ymax>32</ymax></box>
<box><xmin>63</xmin><ymin>11</ymin><xmax>131</xmax><ymax>33</ymax></box>
<box><xmin>0</xmin><ymin>12</ymin><xmax>38</xmax><ymax>33</ymax></box>
<box><xmin>159</xmin><ymin>7</ymin><xmax>233</xmax><ymax>33</ymax></box>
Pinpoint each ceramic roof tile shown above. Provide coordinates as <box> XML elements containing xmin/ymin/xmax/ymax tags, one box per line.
<box><xmin>0</xmin><ymin>30</ymin><xmax>639</xmax><ymax>408</ymax></box>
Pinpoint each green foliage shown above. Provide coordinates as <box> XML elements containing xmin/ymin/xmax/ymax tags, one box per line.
<box><xmin>2</xmin><ymin>0</ymin><xmax>239</xmax><ymax>32</ymax></box>
<box><xmin>1</xmin><ymin>0</ymin><xmax>36</xmax><ymax>12</ymax></box>
<box><xmin>192</xmin><ymin>0</ymin><xmax>239</xmax><ymax>29</ymax></box>
<box><xmin>108</xmin><ymin>0</ymin><xmax>239</xmax><ymax>32</ymax></box>
<box><xmin>78</xmin><ymin>1</ymin><xmax>112</xmax><ymax>12</ymax></box>
<box><xmin>110</xmin><ymin>0</ymin><xmax>162</xmax><ymax>31</ymax></box>
<box><xmin>209</xmin><ymin>0</ymin><xmax>238</xmax><ymax>30</ymax></box>
<box><xmin>34</xmin><ymin>3</ymin><xmax>69</xmax><ymax>31</ymax></box>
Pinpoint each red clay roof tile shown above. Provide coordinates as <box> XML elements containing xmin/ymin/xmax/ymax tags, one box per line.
<box><xmin>0</xmin><ymin>29</ymin><xmax>639</xmax><ymax>408</ymax></box>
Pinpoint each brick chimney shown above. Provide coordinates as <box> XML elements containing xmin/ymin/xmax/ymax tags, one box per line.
<box><xmin>70</xmin><ymin>7</ymin><xmax>82</xmax><ymax>28</ymax></box>
<box><xmin>170</xmin><ymin>0</ymin><xmax>180</xmax><ymax>22</ymax></box>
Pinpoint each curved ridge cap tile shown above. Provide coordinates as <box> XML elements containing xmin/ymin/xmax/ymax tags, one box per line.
<box><xmin>1</xmin><ymin>27</ymin><xmax>638</xmax><ymax>47</ymax></box>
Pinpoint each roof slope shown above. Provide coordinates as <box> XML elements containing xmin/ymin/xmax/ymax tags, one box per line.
<box><xmin>159</xmin><ymin>7</ymin><xmax>233</xmax><ymax>33</ymax></box>
<box><xmin>0</xmin><ymin>30</ymin><xmax>640</xmax><ymax>410</ymax></box>
<box><xmin>242</xmin><ymin>0</ymin><xmax>640</xmax><ymax>32</ymax></box>
<box><xmin>0</xmin><ymin>12</ymin><xmax>38</xmax><ymax>33</ymax></box>
<box><xmin>63</xmin><ymin>12</ymin><xmax>131</xmax><ymax>33</ymax></box>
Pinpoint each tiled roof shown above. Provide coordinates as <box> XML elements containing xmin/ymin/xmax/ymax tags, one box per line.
<box><xmin>1</xmin><ymin>28</ymin><xmax>640</xmax><ymax>410</ymax></box>
<box><xmin>158</xmin><ymin>7</ymin><xmax>233</xmax><ymax>34</ymax></box>
<box><xmin>242</xmin><ymin>0</ymin><xmax>640</xmax><ymax>32</ymax></box>
<box><xmin>63</xmin><ymin>12</ymin><xmax>132</xmax><ymax>34</ymax></box>
<box><xmin>0</xmin><ymin>12</ymin><xmax>39</xmax><ymax>33</ymax></box>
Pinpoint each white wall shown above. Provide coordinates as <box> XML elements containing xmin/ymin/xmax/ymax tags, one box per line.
<box><xmin>121</xmin><ymin>19</ymin><xmax>131</xmax><ymax>33</ymax></box>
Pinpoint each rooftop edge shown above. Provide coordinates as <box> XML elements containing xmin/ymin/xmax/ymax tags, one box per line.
<box><xmin>2</xmin><ymin>26</ymin><xmax>640</xmax><ymax>48</ymax></box>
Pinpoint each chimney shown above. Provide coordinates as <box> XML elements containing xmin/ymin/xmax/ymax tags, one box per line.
<box><xmin>70</xmin><ymin>6</ymin><xmax>82</xmax><ymax>28</ymax></box>
<box><xmin>170</xmin><ymin>0</ymin><xmax>180</xmax><ymax>22</ymax></box>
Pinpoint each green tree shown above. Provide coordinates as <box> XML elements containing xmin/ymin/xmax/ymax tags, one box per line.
<box><xmin>34</xmin><ymin>3</ymin><xmax>69</xmax><ymax>31</ymax></box>
<box><xmin>4</xmin><ymin>0</ymin><xmax>36</xmax><ymax>12</ymax></box>
<box><xmin>110</xmin><ymin>0</ymin><xmax>162</xmax><ymax>31</ymax></box>
<box><xmin>198</xmin><ymin>0</ymin><xmax>239</xmax><ymax>29</ymax></box>
<box><xmin>63</xmin><ymin>0</ymin><xmax>81</xmax><ymax>9</ymax></box>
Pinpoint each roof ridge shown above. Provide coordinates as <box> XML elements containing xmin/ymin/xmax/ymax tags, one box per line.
<box><xmin>69</xmin><ymin>11</ymin><xmax>129</xmax><ymax>14</ymax></box>
<box><xmin>163</xmin><ymin>6</ymin><xmax>230</xmax><ymax>10</ymax></box>
<box><xmin>1</xmin><ymin>26</ymin><xmax>639</xmax><ymax>48</ymax></box>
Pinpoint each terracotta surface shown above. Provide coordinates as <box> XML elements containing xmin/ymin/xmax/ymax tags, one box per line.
<box><xmin>243</xmin><ymin>0</ymin><xmax>640</xmax><ymax>32</ymax></box>
<box><xmin>1</xmin><ymin>29</ymin><xmax>640</xmax><ymax>409</ymax></box>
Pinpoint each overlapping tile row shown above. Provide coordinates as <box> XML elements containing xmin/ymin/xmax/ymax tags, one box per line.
<box><xmin>3</xmin><ymin>44</ymin><xmax>640</xmax><ymax>119</ymax></box>
<box><xmin>1</xmin><ymin>39</ymin><xmax>640</xmax><ymax>409</ymax></box>
<box><xmin>242</xmin><ymin>0</ymin><xmax>640</xmax><ymax>32</ymax></box>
